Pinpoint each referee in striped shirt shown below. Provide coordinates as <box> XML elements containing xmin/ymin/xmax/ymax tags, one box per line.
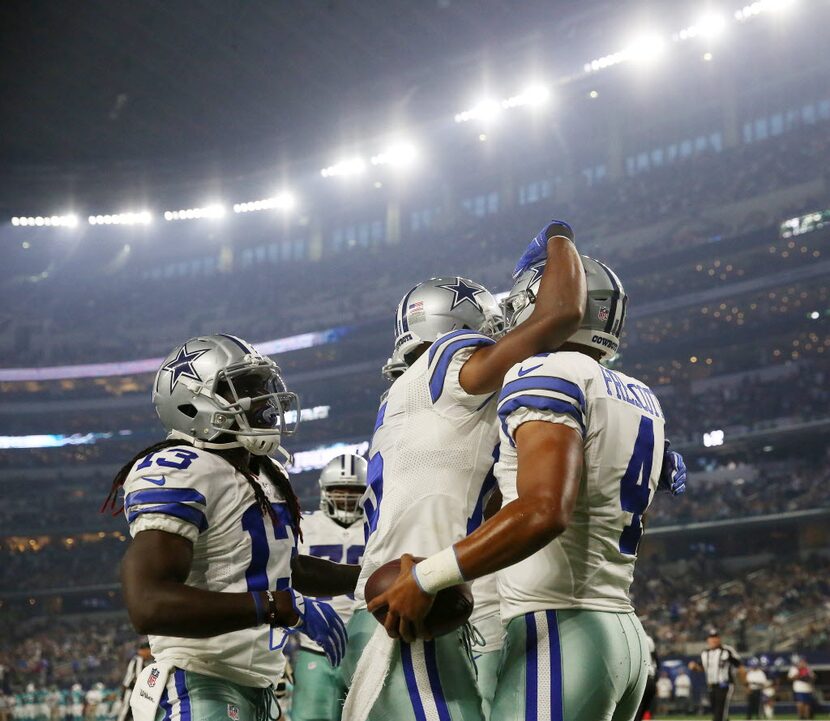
<box><xmin>692</xmin><ymin>629</ymin><xmax>744</xmax><ymax>721</ymax></box>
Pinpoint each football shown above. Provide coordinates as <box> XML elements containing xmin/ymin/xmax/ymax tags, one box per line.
<box><xmin>364</xmin><ymin>557</ymin><xmax>474</xmax><ymax>637</ymax></box>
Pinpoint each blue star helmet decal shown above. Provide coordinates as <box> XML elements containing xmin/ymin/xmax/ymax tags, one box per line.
<box><xmin>163</xmin><ymin>344</ymin><xmax>210</xmax><ymax>393</ymax></box>
<box><xmin>436</xmin><ymin>277</ymin><xmax>485</xmax><ymax>311</ymax></box>
<box><xmin>528</xmin><ymin>261</ymin><xmax>545</xmax><ymax>288</ymax></box>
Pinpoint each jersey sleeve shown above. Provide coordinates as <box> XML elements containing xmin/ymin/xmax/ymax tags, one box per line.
<box><xmin>497</xmin><ymin>353</ymin><xmax>588</xmax><ymax>447</ymax></box>
<box><xmin>122</xmin><ymin>446</ymin><xmax>212</xmax><ymax>544</ymax></box>
<box><xmin>426</xmin><ymin>330</ymin><xmax>495</xmax><ymax>408</ymax></box>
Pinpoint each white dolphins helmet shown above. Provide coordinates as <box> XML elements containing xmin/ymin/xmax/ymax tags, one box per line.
<box><xmin>152</xmin><ymin>334</ymin><xmax>300</xmax><ymax>457</ymax></box>
<box><xmin>387</xmin><ymin>276</ymin><xmax>504</xmax><ymax>374</ymax></box>
<box><xmin>502</xmin><ymin>255</ymin><xmax>627</xmax><ymax>360</ymax></box>
<box><xmin>318</xmin><ymin>453</ymin><xmax>368</xmax><ymax>525</ymax></box>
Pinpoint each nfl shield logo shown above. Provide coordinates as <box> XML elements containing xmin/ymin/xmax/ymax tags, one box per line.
<box><xmin>227</xmin><ymin>704</ymin><xmax>240</xmax><ymax>720</ymax></box>
<box><xmin>147</xmin><ymin>669</ymin><xmax>160</xmax><ymax>688</ymax></box>
<box><xmin>598</xmin><ymin>307</ymin><xmax>610</xmax><ymax>322</ymax></box>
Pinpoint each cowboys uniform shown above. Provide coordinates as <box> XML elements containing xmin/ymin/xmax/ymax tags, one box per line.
<box><xmin>292</xmin><ymin>454</ymin><xmax>366</xmax><ymax>721</ymax></box>
<box><xmin>470</xmin><ymin>574</ymin><xmax>504</xmax><ymax>720</ymax></box>
<box><xmin>122</xmin><ymin>334</ymin><xmax>301</xmax><ymax>720</ymax></box>
<box><xmin>343</xmin><ymin>277</ymin><xmax>505</xmax><ymax>721</ymax></box>
<box><xmin>491</xmin><ymin>258</ymin><xmax>660</xmax><ymax>721</ymax></box>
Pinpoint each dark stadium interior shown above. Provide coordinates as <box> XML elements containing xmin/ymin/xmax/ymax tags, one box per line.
<box><xmin>1</xmin><ymin>1</ymin><xmax>828</xmax><ymax>718</ymax></box>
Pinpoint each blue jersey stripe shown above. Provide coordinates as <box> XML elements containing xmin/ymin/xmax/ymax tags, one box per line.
<box><xmin>466</xmin><ymin>445</ymin><xmax>500</xmax><ymax>535</ymax></box>
<box><xmin>428</xmin><ymin>335</ymin><xmax>494</xmax><ymax>403</ymax></box>
<box><xmin>424</xmin><ymin>640</ymin><xmax>452</xmax><ymax>721</ymax></box>
<box><xmin>525</xmin><ymin>613</ymin><xmax>538</xmax><ymax>721</ymax></box>
<box><xmin>427</xmin><ymin>329</ymin><xmax>478</xmax><ymax>365</ymax></box>
<box><xmin>126</xmin><ymin>503</ymin><xmax>209</xmax><ymax>532</ymax></box>
<box><xmin>174</xmin><ymin>669</ymin><xmax>191</xmax><ymax>721</ymax></box>
<box><xmin>400</xmin><ymin>643</ymin><xmax>428</xmax><ymax>721</ymax></box>
<box><xmin>546</xmin><ymin>610</ymin><xmax>564</xmax><ymax>721</ymax></box>
<box><xmin>374</xmin><ymin>402</ymin><xmax>387</xmax><ymax>433</ymax></box>
<box><xmin>500</xmin><ymin>376</ymin><xmax>586</xmax><ymax>411</ymax></box>
<box><xmin>125</xmin><ymin>488</ymin><xmax>206</xmax><ymax>510</ymax></box>
<box><xmin>498</xmin><ymin>396</ymin><xmax>586</xmax><ymax>444</ymax></box>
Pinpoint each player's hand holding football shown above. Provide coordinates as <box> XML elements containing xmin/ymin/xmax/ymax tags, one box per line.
<box><xmin>658</xmin><ymin>440</ymin><xmax>687</xmax><ymax>496</ymax></box>
<box><xmin>367</xmin><ymin>553</ymin><xmax>435</xmax><ymax>643</ymax></box>
<box><xmin>287</xmin><ymin>590</ymin><xmax>348</xmax><ymax>666</ymax></box>
<box><xmin>512</xmin><ymin>219</ymin><xmax>575</xmax><ymax>279</ymax></box>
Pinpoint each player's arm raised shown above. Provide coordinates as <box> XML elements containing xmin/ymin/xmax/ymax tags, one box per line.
<box><xmin>121</xmin><ymin>529</ymin><xmax>299</xmax><ymax>637</ymax></box>
<box><xmin>370</xmin><ymin>421</ymin><xmax>582</xmax><ymax>641</ymax></box>
<box><xmin>459</xmin><ymin>226</ymin><xmax>585</xmax><ymax>396</ymax></box>
<box><xmin>291</xmin><ymin>554</ymin><xmax>361</xmax><ymax>597</ymax></box>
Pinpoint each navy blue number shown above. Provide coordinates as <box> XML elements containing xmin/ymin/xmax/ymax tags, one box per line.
<box><xmin>136</xmin><ymin>449</ymin><xmax>199</xmax><ymax>471</ymax></box>
<box><xmin>362</xmin><ymin>453</ymin><xmax>384</xmax><ymax>542</ymax></box>
<box><xmin>242</xmin><ymin>503</ymin><xmax>293</xmax><ymax>592</ymax></box>
<box><xmin>618</xmin><ymin>416</ymin><xmax>655</xmax><ymax>555</ymax></box>
<box><xmin>309</xmin><ymin>544</ymin><xmax>342</xmax><ymax>563</ymax></box>
<box><xmin>346</xmin><ymin>544</ymin><xmax>364</xmax><ymax>566</ymax></box>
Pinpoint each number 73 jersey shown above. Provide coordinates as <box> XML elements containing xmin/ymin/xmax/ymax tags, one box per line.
<box><xmin>494</xmin><ymin>351</ymin><xmax>666</xmax><ymax>621</ymax></box>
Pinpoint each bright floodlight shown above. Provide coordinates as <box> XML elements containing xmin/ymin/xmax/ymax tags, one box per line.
<box><xmin>454</xmin><ymin>99</ymin><xmax>502</xmax><ymax>124</ymax></box>
<box><xmin>11</xmin><ymin>213</ymin><xmax>78</xmax><ymax>228</ymax></box>
<box><xmin>735</xmin><ymin>0</ymin><xmax>796</xmax><ymax>21</ymax></box>
<box><xmin>678</xmin><ymin>13</ymin><xmax>727</xmax><ymax>40</ymax></box>
<box><xmin>370</xmin><ymin>142</ymin><xmax>418</xmax><ymax>168</ymax></box>
<box><xmin>503</xmin><ymin>85</ymin><xmax>550</xmax><ymax>109</ymax></box>
<box><xmin>320</xmin><ymin>157</ymin><xmax>367</xmax><ymax>178</ymax></box>
<box><xmin>233</xmin><ymin>192</ymin><xmax>296</xmax><ymax>213</ymax></box>
<box><xmin>626</xmin><ymin>33</ymin><xmax>666</xmax><ymax>64</ymax></box>
<box><xmin>163</xmin><ymin>204</ymin><xmax>225</xmax><ymax>221</ymax></box>
<box><xmin>88</xmin><ymin>211</ymin><xmax>151</xmax><ymax>226</ymax></box>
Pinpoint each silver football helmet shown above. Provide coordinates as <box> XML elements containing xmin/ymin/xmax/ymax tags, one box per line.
<box><xmin>152</xmin><ymin>334</ymin><xmax>300</xmax><ymax>457</ymax></box>
<box><xmin>318</xmin><ymin>453</ymin><xmax>368</xmax><ymax>525</ymax></box>
<box><xmin>389</xmin><ymin>276</ymin><xmax>505</xmax><ymax>372</ymax></box>
<box><xmin>503</xmin><ymin>256</ymin><xmax>627</xmax><ymax>360</ymax></box>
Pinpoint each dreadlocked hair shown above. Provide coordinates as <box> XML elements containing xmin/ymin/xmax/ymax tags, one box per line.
<box><xmin>102</xmin><ymin>439</ymin><xmax>302</xmax><ymax>541</ymax></box>
<box><xmin>102</xmin><ymin>439</ymin><xmax>185</xmax><ymax>515</ymax></box>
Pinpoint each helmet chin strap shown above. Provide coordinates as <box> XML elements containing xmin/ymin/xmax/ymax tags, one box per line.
<box><xmin>168</xmin><ymin>429</ymin><xmax>243</xmax><ymax>450</ymax></box>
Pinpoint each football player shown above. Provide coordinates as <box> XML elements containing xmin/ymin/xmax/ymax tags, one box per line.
<box><xmin>371</xmin><ymin>256</ymin><xmax>688</xmax><ymax>721</ymax></box>
<box><xmin>292</xmin><ymin>453</ymin><xmax>367</xmax><ymax>721</ymax></box>
<box><xmin>341</xmin><ymin>222</ymin><xmax>585</xmax><ymax>721</ymax></box>
<box><xmin>105</xmin><ymin>334</ymin><xmax>358</xmax><ymax>721</ymax></box>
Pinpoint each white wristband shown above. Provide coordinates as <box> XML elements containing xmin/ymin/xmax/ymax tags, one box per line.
<box><xmin>412</xmin><ymin>547</ymin><xmax>464</xmax><ymax>595</ymax></box>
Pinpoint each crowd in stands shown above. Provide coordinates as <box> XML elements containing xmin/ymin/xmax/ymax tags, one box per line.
<box><xmin>635</xmin><ymin>555</ymin><xmax>830</xmax><ymax>655</ymax></box>
<box><xmin>1</xmin><ymin>118</ymin><xmax>828</xmax><ymax>368</ymax></box>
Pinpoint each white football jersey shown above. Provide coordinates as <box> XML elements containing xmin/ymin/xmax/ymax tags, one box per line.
<box><xmin>297</xmin><ymin>510</ymin><xmax>365</xmax><ymax>652</ymax></box>
<box><xmin>495</xmin><ymin>351</ymin><xmax>665</xmax><ymax>620</ymax></box>
<box><xmin>123</xmin><ymin>445</ymin><xmax>298</xmax><ymax>688</ymax></box>
<box><xmin>354</xmin><ymin>330</ymin><xmax>500</xmax><ymax>606</ymax></box>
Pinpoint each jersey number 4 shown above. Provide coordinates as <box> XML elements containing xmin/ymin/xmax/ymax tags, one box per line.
<box><xmin>618</xmin><ymin>416</ymin><xmax>654</xmax><ymax>556</ymax></box>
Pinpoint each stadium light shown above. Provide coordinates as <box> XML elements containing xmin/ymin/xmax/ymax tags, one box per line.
<box><xmin>163</xmin><ymin>204</ymin><xmax>226</xmax><ymax>221</ymax></box>
<box><xmin>703</xmin><ymin>429</ymin><xmax>725</xmax><ymax>447</ymax></box>
<box><xmin>233</xmin><ymin>192</ymin><xmax>296</xmax><ymax>214</ymax></box>
<box><xmin>626</xmin><ymin>33</ymin><xmax>667</xmax><ymax>64</ymax></box>
<box><xmin>88</xmin><ymin>211</ymin><xmax>152</xmax><ymax>226</ymax></box>
<box><xmin>370</xmin><ymin>142</ymin><xmax>418</xmax><ymax>168</ymax></box>
<box><xmin>12</xmin><ymin>214</ymin><xmax>78</xmax><ymax>228</ymax></box>
<box><xmin>320</xmin><ymin>157</ymin><xmax>367</xmax><ymax>178</ymax></box>
<box><xmin>735</xmin><ymin>0</ymin><xmax>796</xmax><ymax>21</ymax></box>
<box><xmin>454</xmin><ymin>99</ymin><xmax>503</xmax><ymax>124</ymax></box>
<box><xmin>502</xmin><ymin>84</ymin><xmax>550</xmax><ymax>109</ymax></box>
<box><xmin>676</xmin><ymin>13</ymin><xmax>727</xmax><ymax>40</ymax></box>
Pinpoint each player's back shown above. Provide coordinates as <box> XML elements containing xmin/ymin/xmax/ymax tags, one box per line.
<box><xmin>354</xmin><ymin>330</ymin><xmax>500</xmax><ymax>606</ymax></box>
<box><xmin>495</xmin><ymin>351</ymin><xmax>666</xmax><ymax>619</ymax></box>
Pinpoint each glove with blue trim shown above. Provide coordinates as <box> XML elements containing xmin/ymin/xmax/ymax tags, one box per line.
<box><xmin>658</xmin><ymin>440</ymin><xmax>687</xmax><ymax>496</ymax></box>
<box><xmin>286</xmin><ymin>590</ymin><xmax>348</xmax><ymax>666</ymax></box>
<box><xmin>512</xmin><ymin>219</ymin><xmax>575</xmax><ymax>280</ymax></box>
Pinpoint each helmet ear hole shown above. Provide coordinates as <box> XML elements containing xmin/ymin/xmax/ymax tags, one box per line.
<box><xmin>177</xmin><ymin>403</ymin><xmax>198</xmax><ymax>418</ymax></box>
